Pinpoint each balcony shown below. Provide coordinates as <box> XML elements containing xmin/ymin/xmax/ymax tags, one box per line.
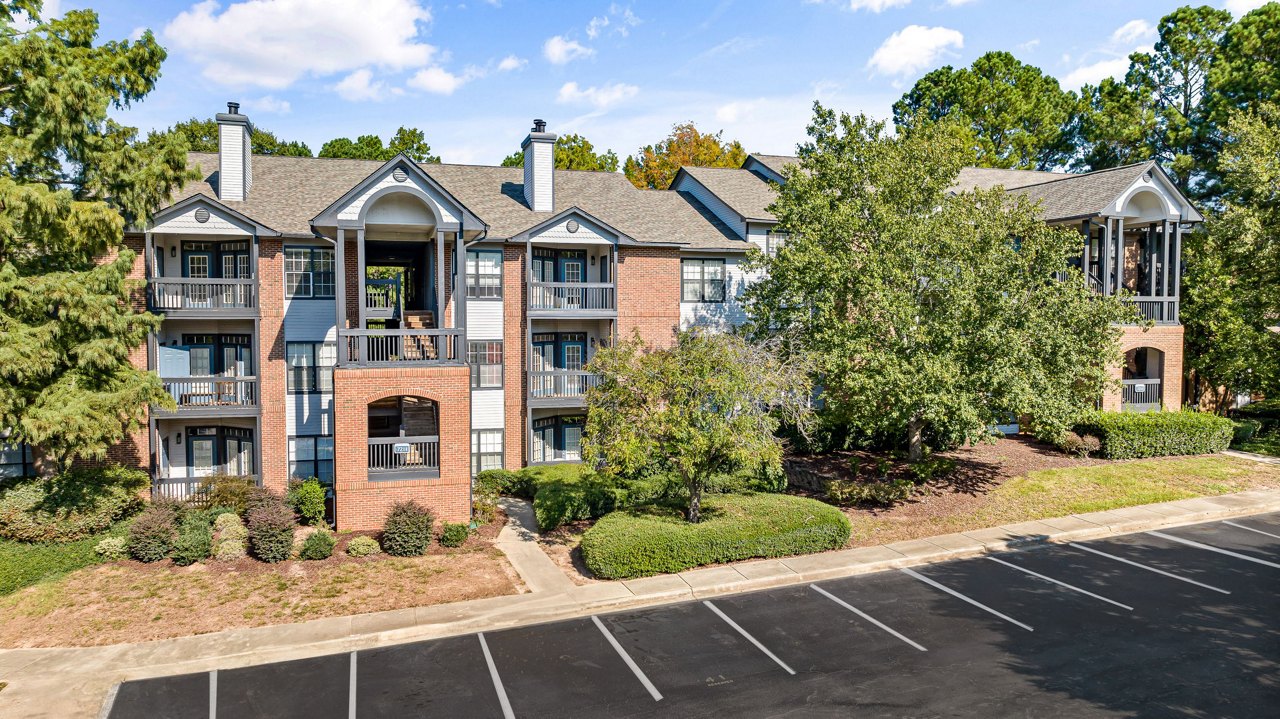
<box><xmin>528</xmin><ymin>370</ymin><xmax>602</xmax><ymax>408</ymax></box>
<box><xmin>152</xmin><ymin>474</ymin><xmax>260</xmax><ymax>501</ymax></box>
<box><xmin>340</xmin><ymin>328</ymin><xmax>463</xmax><ymax>366</ymax></box>
<box><xmin>1122</xmin><ymin>378</ymin><xmax>1162</xmax><ymax>413</ymax></box>
<box><xmin>368</xmin><ymin>435</ymin><xmax>439</xmax><ymax>479</ymax></box>
<box><xmin>529</xmin><ymin>282</ymin><xmax>616</xmax><ymax>316</ymax></box>
<box><xmin>1124</xmin><ymin>296</ymin><xmax>1179</xmax><ymax>324</ymax></box>
<box><xmin>153</xmin><ymin>376</ymin><xmax>258</xmax><ymax>418</ymax></box>
<box><xmin>148</xmin><ymin>279</ymin><xmax>257</xmax><ymax>317</ymax></box>
<box><xmin>365</xmin><ymin>279</ymin><xmax>400</xmax><ymax>321</ymax></box>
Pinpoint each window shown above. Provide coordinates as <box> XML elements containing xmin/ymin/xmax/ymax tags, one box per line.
<box><xmin>765</xmin><ymin>231</ymin><xmax>788</xmax><ymax>257</ymax></box>
<box><xmin>681</xmin><ymin>258</ymin><xmax>726</xmax><ymax>303</ymax></box>
<box><xmin>467</xmin><ymin>340</ymin><xmax>503</xmax><ymax>388</ymax></box>
<box><xmin>530</xmin><ymin>416</ymin><xmax>584</xmax><ymax>463</ymax></box>
<box><xmin>0</xmin><ymin>441</ymin><xmax>34</xmax><ymax>478</ymax></box>
<box><xmin>286</xmin><ymin>342</ymin><xmax>337</xmax><ymax>393</ymax></box>
<box><xmin>471</xmin><ymin>430</ymin><xmax>504</xmax><ymax>475</ymax></box>
<box><xmin>284</xmin><ymin>247</ymin><xmax>335</xmax><ymax>299</ymax></box>
<box><xmin>466</xmin><ymin>250</ymin><xmax>503</xmax><ymax>299</ymax></box>
<box><xmin>289</xmin><ymin>436</ymin><xmax>334</xmax><ymax>485</ymax></box>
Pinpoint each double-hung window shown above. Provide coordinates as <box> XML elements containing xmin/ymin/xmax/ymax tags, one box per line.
<box><xmin>286</xmin><ymin>342</ymin><xmax>337</xmax><ymax>393</ymax></box>
<box><xmin>466</xmin><ymin>250</ymin><xmax>503</xmax><ymax>299</ymax></box>
<box><xmin>681</xmin><ymin>258</ymin><xmax>726</xmax><ymax>303</ymax></box>
<box><xmin>467</xmin><ymin>340</ymin><xmax>503</xmax><ymax>388</ymax></box>
<box><xmin>289</xmin><ymin>436</ymin><xmax>334</xmax><ymax>484</ymax></box>
<box><xmin>0</xmin><ymin>441</ymin><xmax>34</xmax><ymax>478</ymax></box>
<box><xmin>284</xmin><ymin>247</ymin><xmax>336</xmax><ymax>299</ymax></box>
<box><xmin>471</xmin><ymin>430</ymin><xmax>504</xmax><ymax>475</ymax></box>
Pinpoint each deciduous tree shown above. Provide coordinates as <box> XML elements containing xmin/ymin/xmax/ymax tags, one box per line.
<box><xmin>0</xmin><ymin>3</ymin><xmax>193</xmax><ymax>468</ymax></box>
<box><xmin>167</xmin><ymin>117</ymin><xmax>312</xmax><ymax>157</ymax></box>
<box><xmin>745</xmin><ymin>104</ymin><xmax>1133</xmax><ymax>460</ymax></box>
<box><xmin>319</xmin><ymin>127</ymin><xmax>441</xmax><ymax>163</ymax></box>
<box><xmin>622</xmin><ymin>122</ymin><xmax>747</xmax><ymax>190</ymax></box>
<box><xmin>501</xmin><ymin>133</ymin><xmax>619</xmax><ymax>172</ymax></box>
<box><xmin>893</xmin><ymin>51</ymin><xmax>1079</xmax><ymax>170</ymax></box>
<box><xmin>582</xmin><ymin>331</ymin><xmax>812</xmax><ymax>523</ymax></box>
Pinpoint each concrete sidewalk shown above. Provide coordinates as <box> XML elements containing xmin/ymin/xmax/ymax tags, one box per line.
<box><xmin>2</xmin><ymin>488</ymin><xmax>1280</xmax><ymax>718</ymax></box>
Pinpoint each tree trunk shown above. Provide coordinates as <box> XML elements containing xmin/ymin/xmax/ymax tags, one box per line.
<box><xmin>688</xmin><ymin>482</ymin><xmax>703</xmax><ymax>524</ymax></box>
<box><xmin>907</xmin><ymin>413</ymin><xmax>925</xmax><ymax>463</ymax></box>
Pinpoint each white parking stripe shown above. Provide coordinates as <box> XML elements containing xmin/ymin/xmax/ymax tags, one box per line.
<box><xmin>477</xmin><ymin>633</ymin><xmax>516</xmax><ymax>719</ymax></box>
<box><xmin>1148</xmin><ymin>531</ymin><xmax>1280</xmax><ymax>569</ymax></box>
<box><xmin>810</xmin><ymin>584</ymin><xmax>927</xmax><ymax>651</ymax></box>
<box><xmin>985</xmin><ymin>557</ymin><xmax>1133</xmax><ymax>611</ymax></box>
<box><xmin>348</xmin><ymin>651</ymin><xmax>357</xmax><ymax>719</ymax></box>
<box><xmin>1068</xmin><ymin>543</ymin><xmax>1231</xmax><ymax>594</ymax></box>
<box><xmin>591</xmin><ymin>616</ymin><xmax>663</xmax><ymax>701</ymax></box>
<box><xmin>1223</xmin><ymin>520</ymin><xmax>1280</xmax><ymax>542</ymax></box>
<box><xmin>900</xmin><ymin>568</ymin><xmax>1034</xmax><ymax>632</ymax></box>
<box><xmin>209</xmin><ymin>669</ymin><xmax>217</xmax><ymax>719</ymax></box>
<box><xmin>703</xmin><ymin>600</ymin><xmax>797</xmax><ymax>675</ymax></box>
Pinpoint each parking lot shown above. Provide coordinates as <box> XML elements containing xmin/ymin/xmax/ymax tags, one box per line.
<box><xmin>107</xmin><ymin>513</ymin><xmax>1280</xmax><ymax>718</ymax></box>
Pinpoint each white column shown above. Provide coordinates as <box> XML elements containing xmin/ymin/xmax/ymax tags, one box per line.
<box><xmin>1114</xmin><ymin>218</ymin><xmax>1125</xmax><ymax>293</ymax></box>
<box><xmin>1101</xmin><ymin>219</ymin><xmax>1112</xmax><ymax>295</ymax></box>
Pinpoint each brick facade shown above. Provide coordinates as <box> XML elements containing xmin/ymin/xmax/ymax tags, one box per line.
<box><xmin>615</xmin><ymin>246</ymin><xmax>681</xmax><ymax>349</ymax></box>
<box><xmin>332</xmin><ymin>365</ymin><xmax>471</xmax><ymax>530</ymax></box>
<box><xmin>502</xmin><ymin>245</ymin><xmax>527</xmax><ymax>468</ymax></box>
<box><xmin>103</xmin><ymin>234</ymin><xmax>151</xmax><ymax>471</ymax></box>
<box><xmin>1101</xmin><ymin>324</ymin><xmax>1185</xmax><ymax>411</ymax></box>
<box><xmin>257</xmin><ymin>238</ymin><xmax>289</xmax><ymax>494</ymax></box>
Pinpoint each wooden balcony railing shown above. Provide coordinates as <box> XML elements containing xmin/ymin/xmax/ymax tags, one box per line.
<box><xmin>152</xmin><ymin>474</ymin><xmax>260</xmax><ymax>501</ymax></box>
<box><xmin>368</xmin><ymin>435</ymin><xmax>439</xmax><ymax>475</ymax></box>
<box><xmin>364</xmin><ymin>280</ymin><xmax>400</xmax><ymax>320</ymax></box>
<box><xmin>528</xmin><ymin>371</ymin><xmax>602</xmax><ymax>401</ymax></box>
<box><xmin>340</xmin><ymin>329</ymin><xmax>462</xmax><ymax>365</ymax></box>
<box><xmin>1125</xmin><ymin>296</ymin><xmax>1179</xmax><ymax>324</ymax></box>
<box><xmin>160</xmin><ymin>376</ymin><xmax>258</xmax><ymax>409</ymax></box>
<box><xmin>149</xmin><ymin>278</ymin><xmax>256</xmax><ymax>312</ymax></box>
<box><xmin>529</xmin><ymin>282</ymin><xmax>615</xmax><ymax>312</ymax></box>
<box><xmin>1122</xmin><ymin>378</ymin><xmax>1162</xmax><ymax>411</ymax></box>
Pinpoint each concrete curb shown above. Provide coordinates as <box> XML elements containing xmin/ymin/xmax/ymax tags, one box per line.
<box><xmin>2</xmin><ymin>489</ymin><xmax>1279</xmax><ymax>719</ymax></box>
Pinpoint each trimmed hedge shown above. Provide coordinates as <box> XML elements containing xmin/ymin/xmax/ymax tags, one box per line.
<box><xmin>246</xmin><ymin>500</ymin><xmax>295</xmax><ymax>563</ymax></box>
<box><xmin>1075</xmin><ymin>410</ymin><xmax>1233</xmax><ymax>460</ymax></box>
<box><xmin>381</xmin><ymin>501</ymin><xmax>434</xmax><ymax>557</ymax></box>
<box><xmin>0</xmin><ymin>466</ymin><xmax>147</xmax><ymax>543</ymax></box>
<box><xmin>438</xmin><ymin>522</ymin><xmax>470</xmax><ymax>548</ymax></box>
<box><xmin>580</xmin><ymin>493</ymin><xmax>852</xmax><ymax>580</ymax></box>
<box><xmin>345</xmin><ymin>535</ymin><xmax>381</xmax><ymax>557</ymax></box>
<box><xmin>127</xmin><ymin>503</ymin><xmax>179</xmax><ymax>563</ymax></box>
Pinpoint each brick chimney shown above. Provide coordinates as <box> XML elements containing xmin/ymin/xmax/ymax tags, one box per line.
<box><xmin>521</xmin><ymin>118</ymin><xmax>556</xmax><ymax>212</ymax></box>
<box><xmin>216</xmin><ymin>101</ymin><xmax>253</xmax><ymax>201</ymax></box>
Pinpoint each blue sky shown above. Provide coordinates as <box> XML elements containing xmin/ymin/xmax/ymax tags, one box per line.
<box><xmin>47</xmin><ymin>0</ymin><xmax>1274</xmax><ymax>165</ymax></box>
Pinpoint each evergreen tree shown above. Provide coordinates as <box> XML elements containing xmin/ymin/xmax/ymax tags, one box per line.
<box><xmin>167</xmin><ymin>117</ymin><xmax>312</xmax><ymax>157</ymax></box>
<box><xmin>500</xmin><ymin>133</ymin><xmax>619</xmax><ymax>172</ymax></box>
<box><xmin>0</xmin><ymin>3</ymin><xmax>193</xmax><ymax>468</ymax></box>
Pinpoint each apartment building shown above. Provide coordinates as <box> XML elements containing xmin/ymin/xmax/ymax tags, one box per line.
<box><xmin>111</xmin><ymin>104</ymin><xmax>1200</xmax><ymax>530</ymax></box>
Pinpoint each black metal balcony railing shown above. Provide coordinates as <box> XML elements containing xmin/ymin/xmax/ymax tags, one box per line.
<box><xmin>1125</xmin><ymin>296</ymin><xmax>1179</xmax><ymax>324</ymax></box>
<box><xmin>529</xmin><ymin>282</ymin><xmax>615</xmax><ymax>312</ymax></box>
<box><xmin>340</xmin><ymin>329</ymin><xmax>462</xmax><ymax>365</ymax></box>
<box><xmin>1122</xmin><ymin>378</ymin><xmax>1162</xmax><ymax>412</ymax></box>
<box><xmin>149</xmin><ymin>278</ymin><xmax>257</xmax><ymax>312</ymax></box>
<box><xmin>528</xmin><ymin>370</ymin><xmax>602</xmax><ymax>401</ymax></box>
<box><xmin>368</xmin><ymin>435</ymin><xmax>439</xmax><ymax>475</ymax></box>
<box><xmin>160</xmin><ymin>376</ymin><xmax>258</xmax><ymax>409</ymax></box>
<box><xmin>364</xmin><ymin>280</ymin><xmax>400</xmax><ymax>320</ymax></box>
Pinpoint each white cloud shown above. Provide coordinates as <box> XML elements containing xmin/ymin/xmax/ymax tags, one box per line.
<box><xmin>497</xmin><ymin>55</ymin><xmax>527</xmax><ymax>72</ymax></box>
<box><xmin>543</xmin><ymin>35</ymin><xmax>595</xmax><ymax>65</ymax></box>
<box><xmin>128</xmin><ymin>26</ymin><xmax>148</xmax><ymax>41</ymax></box>
<box><xmin>848</xmin><ymin>0</ymin><xmax>911</xmax><ymax>11</ymax></box>
<box><xmin>164</xmin><ymin>0</ymin><xmax>436</xmax><ymax>89</ymax></box>
<box><xmin>333</xmin><ymin>69</ymin><xmax>402</xmax><ymax>102</ymax></box>
<box><xmin>1111</xmin><ymin>19</ymin><xmax>1155</xmax><ymax>45</ymax></box>
<box><xmin>408</xmin><ymin>65</ymin><xmax>484</xmax><ymax>95</ymax></box>
<box><xmin>1224</xmin><ymin>0</ymin><xmax>1269</xmax><ymax>16</ymax></box>
<box><xmin>715</xmin><ymin>99</ymin><xmax>765</xmax><ymax>124</ymax></box>
<box><xmin>245</xmin><ymin>95</ymin><xmax>291</xmax><ymax>114</ymax></box>
<box><xmin>945</xmin><ymin>0</ymin><xmax>977</xmax><ymax>5</ymax></box>
<box><xmin>867</xmin><ymin>25</ymin><xmax>964</xmax><ymax>76</ymax></box>
<box><xmin>1061</xmin><ymin>57</ymin><xmax>1132</xmax><ymax>89</ymax></box>
<box><xmin>586</xmin><ymin>15</ymin><xmax>609</xmax><ymax>39</ymax></box>
<box><xmin>1018</xmin><ymin>39</ymin><xmax>1041</xmax><ymax>52</ymax></box>
<box><xmin>14</xmin><ymin>0</ymin><xmax>60</xmax><ymax>30</ymax></box>
<box><xmin>556</xmin><ymin>81</ymin><xmax>639</xmax><ymax>110</ymax></box>
<box><xmin>610</xmin><ymin>4</ymin><xmax>641</xmax><ymax>36</ymax></box>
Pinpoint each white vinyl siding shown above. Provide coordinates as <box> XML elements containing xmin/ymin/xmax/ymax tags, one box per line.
<box><xmin>471</xmin><ymin>388</ymin><xmax>505</xmax><ymax>430</ymax></box>
<box><xmin>670</xmin><ymin>173</ymin><xmax>748</xmax><ymax>239</ymax></box>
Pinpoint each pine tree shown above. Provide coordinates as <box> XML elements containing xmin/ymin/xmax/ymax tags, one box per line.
<box><xmin>0</xmin><ymin>3</ymin><xmax>194</xmax><ymax>469</ymax></box>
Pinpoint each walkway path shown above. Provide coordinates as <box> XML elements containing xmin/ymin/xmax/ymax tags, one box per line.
<box><xmin>494</xmin><ymin>498</ymin><xmax>576</xmax><ymax>594</ymax></box>
<box><xmin>1</xmin><ymin>489</ymin><xmax>1279</xmax><ymax>718</ymax></box>
<box><xmin>1224</xmin><ymin>449</ymin><xmax>1280</xmax><ymax>466</ymax></box>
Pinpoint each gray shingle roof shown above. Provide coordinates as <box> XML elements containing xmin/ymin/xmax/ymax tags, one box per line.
<box><xmin>175</xmin><ymin>153</ymin><xmax>744</xmax><ymax>249</ymax></box>
<box><xmin>748</xmin><ymin>154</ymin><xmax>798</xmax><ymax>178</ymax></box>
<box><xmin>950</xmin><ymin>166</ymin><xmax>1064</xmax><ymax>192</ymax></box>
<box><xmin>681</xmin><ymin>166</ymin><xmax>780</xmax><ymax>221</ymax></box>
<box><xmin>1000</xmin><ymin>163</ymin><xmax>1155</xmax><ymax>222</ymax></box>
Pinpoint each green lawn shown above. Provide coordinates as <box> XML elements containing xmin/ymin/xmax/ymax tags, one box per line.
<box><xmin>845</xmin><ymin>455</ymin><xmax>1280</xmax><ymax>547</ymax></box>
<box><xmin>1234</xmin><ymin>432</ymin><xmax>1280</xmax><ymax>458</ymax></box>
<box><xmin>0</xmin><ymin>521</ymin><xmax>130</xmax><ymax>596</ymax></box>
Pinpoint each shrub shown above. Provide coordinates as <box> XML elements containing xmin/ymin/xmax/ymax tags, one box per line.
<box><xmin>298</xmin><ymin>529</ymin><xmax>336</xmax><ymax>560</ymax></box>
<box><xmin>1056</xmin><ymin>431</ymin><xmax>1102</xmax><ymax>458</ymax></box>
<box><xmin>127</xmin><ymin>503</ymin><xmax>179</xmax><ymax>562</ymax></box>
<box><xmin>439</xmin><ymin>522</ymin><xmax>470</xmax><ymax>548</ymax></box>
<box><xmin>213</xmin><ymin>512</ymin><xmax>248</xmax><ymax>541</ymax></box>
<box><xmin>533</xmin><ymin>474</ymin><xmax>625</xmax><ymax>532</ymax></box>
<box><xmin>213</xmin><ymin>538</ymin><xmax>246</xmax><ymax>562</ymax></box>
<box><xmin>94</xmin><ymin>536</ymin><xmax>127</xmax><ymax>561</ymax></box>
<box><xmin>1076</xmin><ymin>410</ymin><xmax>1234</xmax><ymax>460</ymax></box>
<box><xmin>474</xmin><ymin>469</ymin><xmax>536</xmax><ymax>500</ymax></box>
<box><xmin>286</xmin><ymin>479</ymin><xmax>327</xmax><ymax>526</ymax></box>
<box><xmin>246</xmin><ymin>500</ymin><xmax>296</xmax><ymax>563</ymax></box>
<box><xmin>172</xmin><ymin>522</ymin><xmax>213</xmax><ymax>566</ymax></box>
<box><xmin>581</xmin><ymin>493</ymin><xmax>852</xmax><ymax>579</ymax></box>
<box><xmin>909</xmin><ymin>456</ymin><xmax>957</xmax><ymax>482</ymax></box>
<box><xmin>1233</xmin><ymin>419</ymin><xmax>1263</xmax><ymax>445</ymax></box>
<box><xmin>826</xmin><ymin>478</ymin><xmax>916</xmax><ymax>507</ymax></box>
<box><xmin>345</xmin><ymin>535</ymin><xmax>381</xmax><ymax>558</ymax></box>
<box><xmin>0</xmin><ymin>466</ymin><xmax>147</xmax><ymax>543</ymax></box>
<box><xmin>381</xmin><ymin>501</ymin><xmax>434</xmax><ymax>557</ymax></box>
<box><xmin>195</xmin><ymin>474</ymin><xmax>258</xmax><ymax>514</ymax></box>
